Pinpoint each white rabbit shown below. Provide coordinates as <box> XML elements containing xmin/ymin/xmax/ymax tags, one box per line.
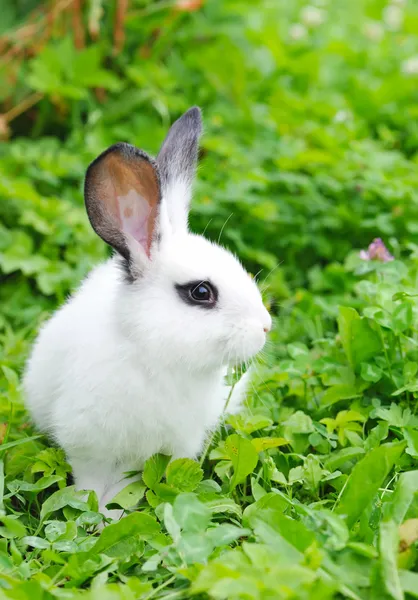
<box><xmin>23</xmin><ymin>107</ymin><xmax>271</xmax><ymax>518</ymax></box>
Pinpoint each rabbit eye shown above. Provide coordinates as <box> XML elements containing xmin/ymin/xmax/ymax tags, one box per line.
<box><xmin>175</xmin><ymin>280</ymin><xmax>218</xmax><ymax>308</ymax></box>
<box><xmin>191</xmin><ymin>283</ymin><xmax>212</xmax><ymax>301</ymax></box>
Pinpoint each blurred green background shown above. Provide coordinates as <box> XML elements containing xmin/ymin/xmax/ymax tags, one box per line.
<box><xmin>2</xmin><ymin>0</ymin><xmax>418</xmax><ymax>333</ymax></box>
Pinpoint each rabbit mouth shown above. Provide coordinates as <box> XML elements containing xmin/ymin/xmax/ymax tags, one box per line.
<box><xmin>222</xmin><ymin>325</ymin><xmax>268</xmax><ymax>366</ymax></box>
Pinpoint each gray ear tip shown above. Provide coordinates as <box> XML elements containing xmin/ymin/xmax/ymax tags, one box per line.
<box><xmin>183</xmin><ymin>106</ymin><xmax>202</xmax><ymax>133</ymax></box>
<box><xmin>187</xmin><ymin>105</ymin><xmax>202</xmax><ymax>119</ymax></box>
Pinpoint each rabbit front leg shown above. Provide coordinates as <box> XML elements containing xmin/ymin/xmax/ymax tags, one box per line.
<box><xmin>170</xmin><ymin>436</ymin><xmax>206</xmax><ymax>462</ymax></box>
<box><xmin>170</xmin><ymin>371</ymin><xmax>254</xmax><ymax>462</ymax></box>
<box><xmin>71</xmin><ymin>457</ymin><xmax>136</xmax><ymax>521</ymax></box>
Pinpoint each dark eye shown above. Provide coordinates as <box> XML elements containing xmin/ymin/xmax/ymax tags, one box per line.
<box><xmin>175</xmin><ymin>280</ymin><xmax>218</xmax><ymax>308</ymax></box>
<box><xmin>191</xmin><ymin>283</ymin><xmax>212</xmax><ymax>302</ymax></box>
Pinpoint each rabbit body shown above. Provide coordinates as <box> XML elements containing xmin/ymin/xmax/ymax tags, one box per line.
<box><xmin>24</xmin><ymin>108</ymin><xmax>271</xmax><ymax>517</ymax></box>
<box><xmin>25</xmin><ymin>260</ymin><xmax>226</xmax><ymax>463</ymax></box>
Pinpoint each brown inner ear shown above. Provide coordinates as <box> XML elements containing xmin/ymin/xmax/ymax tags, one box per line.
<box><xmin>85</xmin><ymin>146</ymin><xmax>160</xmax><ymax>260</ymax></box>
<box><xmin>104</xmin><ymin>154</ymin><xmax>160</xmax><ymax>252</ymax></box>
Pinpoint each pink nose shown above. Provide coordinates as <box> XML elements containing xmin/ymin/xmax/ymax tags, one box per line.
<box><xmin>262</xmin><ymin>313</ymin><xmax>272</xmax><ymax>334</ymax></box>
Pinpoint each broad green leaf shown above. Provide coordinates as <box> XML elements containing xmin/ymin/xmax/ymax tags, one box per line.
<box><xmin>206</xmin><ymin>523</ymin><xmax>251</xmax><ymax>547</ymax></box>
<box><xmin>177</xmin><ymin>531</ymin><xmax>214</xmax><ymax>564</ymax></box>
<box><xmin>142</xmin><ymin>454</ymin><xmax>170</xmax><ymax>489</ymax></box>
<box><xmin>403</xmin><ymin>362</ymin><xmax>418</xmax><ymax>382</ymax></box>
<box><xmin>91</xmin><ymin>512</ymin><xmax>159</xmax><ymax>558</ymax></box>
<box><xmin>45</xmin><ymin>520</ymin><xmax>76</xmax><ymax>543</ymax></box>
<box><xmin>151</xmin><ymin>482</ymin><xmax>179</xmax><ymax>503</ymax></box>
<box><xmin>338</xmin><ymin>306</ymin><xmax>359</xmax><ymax>367</ymax></box>
<box><xmin>204</xmin><ymin>497</ymin><xmax>242</xmax><ymax>518</ymax></box>
<box><xmin>360</xmin><ymin>362</ymin><xmax>383</xmax><ymax>383</ymax></box>
<box><xmin>109</xmin><ymin>481</ymin><xmax>146</xmax><ymax>510</ymax></box>
<box><xmin>324</xmin><ymin>447</ymin><xmax>365</xmax><ymax>472</ymax></box>
<box><xmin>374</xmin><ymin>404</ymin><xmax>412</xmax><ymax>427</ymax></box>
<box><xmin>166</xmin><ymin>458</ymin><xmax>203</xmax><ymax>492</ymax></box>
<box><xmin>392</xmin><ymin>302</ymin><xmax>413</xmax><ymax>333</ymax></box>
<box><xmin>0</xmin><ymin>515</ymin><xmax>26</xmax><ymax>539</ymax></box>
<box><xmin>303</xmin><ymin>454</ymin><xmax>324</xmax><ymax>491</ymax></box>
<box><xmin>400</xmin><ymin>570</ymin><xmax>418</xmax><ymax>598</ymax></box>
<box><xmin>227</xmin><ymin>413</ymin><xmax>273</xmax><ymax>434</ymax></box>
<box><xmin>304</xmin><ymin>509</ymin><xmax>349</xmax><ymax>551</ymax></box>
<box><xmin>249</xmin><ymin>507</ymin><xmax>314</xmax><ymax>560</ymax></box>
<box><xmin>251</xmin><ymin>477</ymin><xmax>268</xmax><ymax>501</ymax></box>
<box><xmin>393</xmin><ymin>382</ymin><xmax>418</xmax><ymax>396</ymax></box>
<box><xmin>365</xmin><ymin>422</ymin><xmax>389</xmax><ymax>451</ymax></box>
<box><xmin>40</xmin><ymin>486</ymin><xmax>90</xmax><ymax>521</ymax></box>
<box><xmin>251</xmin><ymin>437</ymin><xmax>289</xmax><ymax>453</ymax></box>
<box><xmin>287</xmin><ymin>342</ymin><xmax>309</xmax><ymax>358</ymax></box>
<box><xmin>163</xmin><ymin>503</ymin><xmax>181</xmax><ymax>542</ymax></box>
<box><xmin>404</xmin><ymin>429</ymin><xmax>418</xmax><ymax>458</ymax></box>
<box><xmin>271</xmin><ymin>468</ymin><xmax>288</xmax><ymax>485</ymax></box>
<box><xmin>22</xmin><ymin>536</ymin><xmax>50</xmax><ymax>549</ymax></box>
<box><xmin>191</xmin><ymin>556</ymin><xmax>256</xmax><ymax>596</ymax></box>
<box><xmin>336</xmin><ymin>442</ymin><xmax>406</xmax><ymax>528</ymax></box>
<box><xmin>80</xmin><ymin>582</ymin><xmax>144</xmax><ymax>600</ymax></box>
<box><xmin>320</xmin><ymin>383</ymin><xmax>360</xmax><ymax>407</ymax></box>
<box><xmin>282</xmin><ymin>411</ymin><xmax>314</xmax><ymax>434</ymax></box>
<box><xmin>372</xmin><ymin>521</ymin><xmax>403</xmax><ymax>600</ymax></box>
<box><xmin>384</xmin><ymin>471</ymin><xmax>418</xmax><ymax>525</ymax></box>
<box><xmin>347</xmin><ymin>542</ymin><xmax>378</xmax><ymax>558</ymax></box>
<box><xmin>350</xmin><ymin>319</ymin><xmax>383</xmax><ymax>368</ymax></box>
<box><xmin>288</xmin><ymin>467</ymin><xmax>304</xmax><ymax>485</ymax></box>
<box><xmin>62</xmin><ymin>551</ymin><xmax>113</xmax><ymax>586</ymax></box>
<box><xmin>8</xmin><ymin>475</ymin><xmax>63</xmax><ymax>494</ymax></box>
<box><xmin>242</xmin><ymin>492</ymin><xmax>290</xmax><ymax>528</ymax></box>
<box><xmin>224</xmin><ymin>434</ymin><xmax>258</xmax><ymax>490</ymax></box>
<box><xmin>338</xmin><ymin>307</ymin><xmax>382</xmax><ymax>369</ymax></box>
<box><xmin>173</xmin><ymin>493</ymin><xmax>211</xmax><ymax>532</ymax></box>
<box><xmin>76</xmin><ymin>511</ymin><xmax>103</xmax><ymax>528</ymax></box>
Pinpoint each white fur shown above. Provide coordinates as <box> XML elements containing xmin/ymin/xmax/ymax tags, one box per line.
<box><xmin>23</xmin><ymin>111</ymin><xmax>271</xmax><ymax>520</ymax></box>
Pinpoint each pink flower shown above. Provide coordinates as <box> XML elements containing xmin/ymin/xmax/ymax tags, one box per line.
<box><xmin>360</xmin><ymin>238</ymin><xmax>394</xmax><ymax>262</ymax></box>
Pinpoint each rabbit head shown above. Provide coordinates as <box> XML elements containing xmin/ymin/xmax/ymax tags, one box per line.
<box><xmin>84</xmin><ymin>107</ymin><xmax>271</xmax><ymax>370</ymax></box>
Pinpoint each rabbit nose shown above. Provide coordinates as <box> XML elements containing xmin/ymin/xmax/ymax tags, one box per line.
<box><xmin>263</xmin><ymin>315</ymin><xmax>272</xmax><ymax>333</ymax></box>
<box><xmin>260</xmin><ymin>308</ymin><xmax>272</xmax><ymax>334</ymax></box>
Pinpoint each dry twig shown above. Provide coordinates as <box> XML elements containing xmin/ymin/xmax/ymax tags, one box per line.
<box><xmin>114</xmin><ymin>0</ymin><xmax>128</xmax><ymax>55</ymax></box>
<box><xmin>72</xmin><ymin>0</ymin><xmax>85</xmax><ymax>49</ymax></box>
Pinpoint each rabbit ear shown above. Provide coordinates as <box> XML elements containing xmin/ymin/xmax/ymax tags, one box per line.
<box><xmin>84</xmin><ymin>143</ymin><xmax>161</xmax><ymax>269</ymax></box>
<box><xmin>157</xmin><ymin>107</ymin><xmax>202</xmax><ymax>233</ymax></box>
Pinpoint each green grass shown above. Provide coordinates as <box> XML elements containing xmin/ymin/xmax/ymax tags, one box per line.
<box><xmin>1</xmin><ymin>0</ymin><xmax>418</xmax><ymax>598</ymax></box>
